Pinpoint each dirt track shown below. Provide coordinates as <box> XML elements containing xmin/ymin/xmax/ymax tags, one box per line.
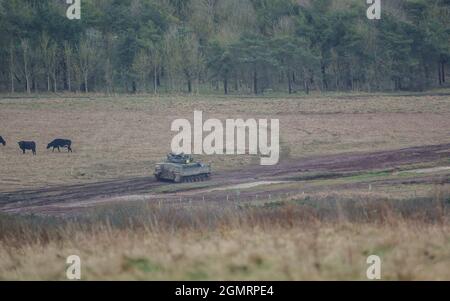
<box><xmin>0</xmin><ymin>143</ymin><xmax>449</xmax><ymax>215</ymax></box>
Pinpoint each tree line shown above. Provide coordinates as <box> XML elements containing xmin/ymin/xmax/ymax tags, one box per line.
<box><xmin>0</xmin><ymin>0</ymin><xmax>449</xmax><ymax>95</ymax></box>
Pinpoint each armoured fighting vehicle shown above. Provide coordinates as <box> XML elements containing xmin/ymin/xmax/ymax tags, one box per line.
<box><xmin>154</xmin><ymin>153</ymin><xmax>211</xmax><ymax>183</ymax></box>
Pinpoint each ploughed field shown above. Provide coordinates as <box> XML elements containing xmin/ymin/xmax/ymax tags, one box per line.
<box><xmin>0</xmin><ymin>93</ymin><xmax>449</xmax><ymax>215</ymax></box>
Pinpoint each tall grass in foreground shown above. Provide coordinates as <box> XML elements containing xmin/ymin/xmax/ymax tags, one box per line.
<box><xmin>0</xmin><ymin>189</ymin><xmax>449</xmax><ymax>280</ymax></box>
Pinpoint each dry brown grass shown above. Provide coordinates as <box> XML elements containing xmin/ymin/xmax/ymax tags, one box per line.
<box><xmin>0</xmin><ymin>94</ymin><xmax>449</xmax><ymax>191</ymax></box>
<box><xmin>0</xmin><ymin>187</ymin><xmax>449</xmax><ymax>280</ymax></box>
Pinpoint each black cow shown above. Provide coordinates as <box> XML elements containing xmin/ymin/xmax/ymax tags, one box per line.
<box><xmin>18</xmin><ymin>141</ymin><xmax>36</xmax><ymax>155</ymax></box>
<box><xmin>0</xmin><ymin>136</ymin><xmax>5</xmax><ymax>146</ymax></box>
<box><xmin>47</xmin><ymin>139</ymin><xmax>72</xmax><ymax>153</ymax></box>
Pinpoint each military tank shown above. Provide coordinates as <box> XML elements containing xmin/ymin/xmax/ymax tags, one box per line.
<box><xmin>154</xmin><ymin>153</ymin><xmax>211</xmax><ymax>183</ymax></box>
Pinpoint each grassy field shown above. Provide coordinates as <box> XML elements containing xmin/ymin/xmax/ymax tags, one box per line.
<box><xmin>1</xmin><ymin>92</ymin><xmax>449</xmax><ymax>280</ymax></box>
<box><xmin>0</xmin><ymin>93</ymin><xmax>449</xmax><ymax>191</ymax></box>
<box><xmin>0</xmin><ymin>186</ymin><xmax>449</xmax><ymax>280</ymax></box>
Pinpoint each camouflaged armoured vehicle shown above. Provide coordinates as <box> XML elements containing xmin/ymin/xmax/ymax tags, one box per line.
<box><xmin>154</xmin><ymin>153</ymin><xmax>211</xmax><ymax>183</ymax></box>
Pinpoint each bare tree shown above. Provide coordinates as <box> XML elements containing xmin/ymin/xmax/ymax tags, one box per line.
<box><xmin>77</xmin><ymin>37</ymin><xmax>96</xmax><ymax>93</ymax></box>
<box><xmin>132</xmin><ymin>49</ymin><xmax>151</xmax><ymax>93</ymax></box>
<box><xmin>150</xmin><ymin>49</ymin><xmax>162</xmax><ymax>95</ymax></box>
<box><xmin>39</xmin><ymin>33</ymin><xmax>53</xmax><ymax>92</ymax></box>
<box><xmin>181</xmin><ymin>32</ymin><xmax>204</xmax><ymax>93</ymax></box>
<box><xmin>64</xmin><ymin>41</ymin><xmax>73</xmax><ymax>92</ymax></box>
<box><xmin>20</xmin><ymin>39</ymin><xmax>31</xmax><ymax>94</ymax></box>
<box><xmin>49</xmin><ymin>43</ymin><xmax>58</xmax><ymax>93</ymax></box>
<box><xmin>103</xmin><ymin>33</ymin><xmax>114</xmax><ymax>94</ymax></box>
<box><xmin>163</xmin><ymin>27</ymin><xmax>183</xmax><ymax>92</ymax></box>
<box><xmin>9</xmin><ymin>42</ymin><xmax>15</xmax><ymax>93</ymax></box>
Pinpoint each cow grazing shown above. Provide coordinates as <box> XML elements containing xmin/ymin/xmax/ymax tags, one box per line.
<box><xmin>47</xmin><ymin>139</ymin><xmax>72</xmax><ymax>153</ymax></box>
<box><xmin>0</xmin><ymin>136</ymin><xmax>5</xmax><ymax>146</ymax></box>
<box><xmin>18</xmin><ymin>141</ymin><xmax>36</xmax><ymax>155</ymax></box>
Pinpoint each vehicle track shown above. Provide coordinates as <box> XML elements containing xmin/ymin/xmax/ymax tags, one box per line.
<box><xmin>0</xmin><ymin>143</ymin><xmax>449</xmax><ymax>214</ymax></box>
